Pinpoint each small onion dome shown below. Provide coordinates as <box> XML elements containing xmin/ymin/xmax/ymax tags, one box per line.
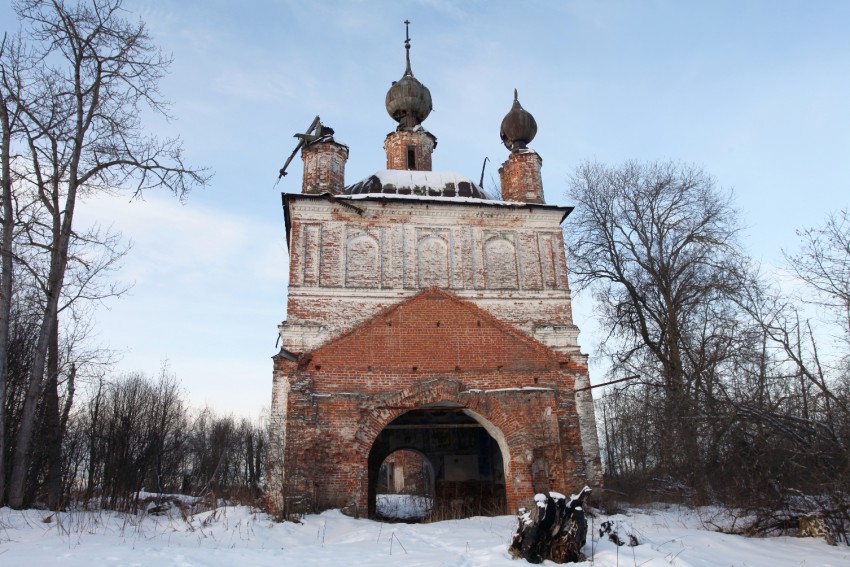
<box><xmin>500</xmin><ymin>89</ymin><xmax>537</xmax><ymax>151</ymax></box>
<box><xmin>386</xmin><ymin>50</ymin><xmax>432</xmax><ymax>129</ymax></box>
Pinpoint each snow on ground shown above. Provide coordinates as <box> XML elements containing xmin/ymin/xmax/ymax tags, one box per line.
<box><xmin>1</xmin><ymin>504</ymin><xmax>849</xmax><ymax>566</ymax></box>
<box><xmin>375</xmin><ymin>494</ymin><xmax>433</xmax><ymax>520</ymax></box>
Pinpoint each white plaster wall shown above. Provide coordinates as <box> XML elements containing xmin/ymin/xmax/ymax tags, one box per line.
<box><xmin>281</xmin><ymin>197</ymin><xmax>580</xmax><ymax>355</ymax></box>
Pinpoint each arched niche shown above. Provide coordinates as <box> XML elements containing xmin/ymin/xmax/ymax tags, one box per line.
<box><xmin>346</xmin><ymin>234</ymin><xmax>380</xmax><ymax>288</ymax></box>
<box><xmin>417</xmin><ymin>235</ymin><xmax>449</xmax><ymax>288</ymax></box>
<box><xmin>484</xmin><ymin>237</ymin><xmax>518</xmax><ymax>289</ymax></box>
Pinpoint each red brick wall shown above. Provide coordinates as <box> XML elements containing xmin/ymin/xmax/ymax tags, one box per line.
<box><xmin>273</xmin><ymin>290</ymin><xmax>593</xmax><ymax>517</ymax></box>
<box><xmin>499</xmin><ymin>150</ymin><xmax>544</xmax><ymax>204</ymax></box>
<box><xmin>272</xmin><ymin>152</ymin><xmax>603</xmax><ymax>519</ymax></box>
<box><xmin>384</xmin><ymin>130</ymin><xmax>435</xmax><ymax>171</ymax></box>
<box><xmin>380</xmin><ymin>450</ymin><xmax>430</xmax><ymax>494</ymax></box>
<box><xmin>277</xmin><ymin>364</ymin><xmax>589</xmax><ymax>516</ymax></box>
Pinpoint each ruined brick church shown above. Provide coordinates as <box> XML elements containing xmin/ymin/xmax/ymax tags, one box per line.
<box><xmin>268</xmin><ymin>29</ymin><xmax>601</xmax><ymax>518</ymax></box>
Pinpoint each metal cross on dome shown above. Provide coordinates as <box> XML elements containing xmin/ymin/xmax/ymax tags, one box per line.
<box><xmin>403</xmin><ymin>19</ymin><xmax>412</xmax><ymax>74</ymax></box>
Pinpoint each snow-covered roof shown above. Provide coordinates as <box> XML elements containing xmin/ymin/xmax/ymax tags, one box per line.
<box><xmin>343</xmin><ymin>169</ymin><xmax>489</xmax><ymax>199</ymax></box>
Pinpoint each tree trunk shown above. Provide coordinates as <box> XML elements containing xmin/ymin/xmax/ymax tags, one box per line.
<box><xmin>0</xmin><ymin>47</ymin><xmax>17</xmax><ymax>507</ymax></box>
<box><xmin>44</xmin><ymin>318</ymin><xmax>62</xmax><ymax>509</ymax></box>
<box><xmin>509</xmin><ymin>487</ymin><xmax>591</xmax><ymax>564</ymax></box>
<box><xmin>7</xmin><ymin>178</ymin><xmax>74</xmax><ymax>508</ymax></box>
<box><xmin>86</xmin><ymin>379</ymin><xmax>102</xmax><ymax>501</ymax></box>
<box><xmin>255</xmin><ymin>434</ymin><xmax>264</xmax><ymax>492</ymax></box>
<box><xmin>59</xmin><ymin>363</ymin><xmax>75</xmax><ymax>435</ymax></box>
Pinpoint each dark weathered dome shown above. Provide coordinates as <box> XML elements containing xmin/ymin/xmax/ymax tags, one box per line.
<box><xmin>386</xmin><ymin>73</ymin><xmax>432</xmax><ymax>129</ymax></box>
<box><xmin>500</xmin><ymin>89</ymin><xmax>537</xmax><ymax>151</ymax></box>
<box><xmin>386</xmin><ymin>21</ymin><xmax>432</xmax><ymax>129</ymax></box>
<box><xmin>344</xmin><ymin>170</ymin><xmax>488</xmax><ymax>199</ymax></box>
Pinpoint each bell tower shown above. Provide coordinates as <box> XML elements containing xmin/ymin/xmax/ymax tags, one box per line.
<box><xmin>499</xmin><ymin>90</ymin><xmax>544</xmax><ymax>204</ymax></box>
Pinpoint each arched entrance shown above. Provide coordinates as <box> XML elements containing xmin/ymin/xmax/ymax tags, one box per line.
<box><xmin>367</xmin><ymin>404</ymin><xmax>507</xmax><ymax>519</ymax></box>
<box><xmin>375</xmin><ymin>449</ymin><xmax>435</xmax><ymax>520</ymax></box>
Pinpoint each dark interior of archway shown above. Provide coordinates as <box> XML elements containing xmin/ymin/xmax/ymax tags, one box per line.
<box><xmin>368</xmin><ymin>408</ymin><xmax>506</xmax><ymax>520</ymax></box>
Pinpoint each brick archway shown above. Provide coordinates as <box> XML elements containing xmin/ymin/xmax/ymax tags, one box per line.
<box><xmin>354</xmin><ymin>379</ymin><xmax>518</xmax><ymax>449</ymax></box>
<box><xmin>366</xmin><ymin>407</ymin><xmax>508</xmax><ymax>518</ymax></box>
<box><xmin>374</xmin><ymin>448</ymin><xmax>436</xmax><ymax>520</ymax></box>
<box><xmin>356</xmin><ymin>378</ymin><xmax>528</xmax><ymax>516</ymax></box>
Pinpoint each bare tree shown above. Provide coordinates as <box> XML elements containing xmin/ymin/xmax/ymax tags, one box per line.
<box><xmin>566</xmin><ymin>160</ymin><xmax>745</xmax><ymax>491</ymax></box>
<box><xmin>588</xmin><ymin>197</ymin><xmax>850</xmax><ymax>538</ymax></box>
<box><xmin>10</xmin><ymin>180</ymin><xmax>130</xmax><ymax>506</ymax></box>
<box><xmin>80</xmin><ymin>369</ymin><xmax>186</xmax><ymax>511</ymax></box>
<box><xmin>730</xmin><ymin>273</ymin><xmax>850</xmax><ymax>542</ymax></box>
<box><xmin>0</xmin><ymin>30</ymin><xmax>30</xmax><ymax>507</ymax></box>
<box><xmin>64</xmin><ymin>368</ymin><xmax>265</xmax><ymax>511</ymax></box>
<box><xmin>785</xmin><ymin>208</ymin><xmax>850</xmax><ymax>344</ymax></box>
<box><xmin>3</xmin><ymin>0</ymin><xmax>209</xmax><ymax>508</ymax></box>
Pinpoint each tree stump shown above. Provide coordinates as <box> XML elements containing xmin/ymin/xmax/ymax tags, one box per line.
<box><xmin>508</xmin><ymin>486</ymin><xmax>591</xmax><ymax>564</ymax></box>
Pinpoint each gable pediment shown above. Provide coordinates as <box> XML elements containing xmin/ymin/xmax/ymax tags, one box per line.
<box><xmin>300</xmin><ymin>289</ymin><xmax>563</xmax><ymax>373</ymax></box>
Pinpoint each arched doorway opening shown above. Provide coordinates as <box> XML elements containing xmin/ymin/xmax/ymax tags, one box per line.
<box><xmin>375</xmin><ymin>449</ymin><xmax>435</xmax><ymax>520</ymax></box>
<box><xmin>368</xmin><ymin>404</ymin><xmax>507</xmax><ymax>520</ymax></box>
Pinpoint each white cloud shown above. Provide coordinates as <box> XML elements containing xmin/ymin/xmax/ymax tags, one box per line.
<box><xmin>74</xmin><ymin>193</ymin><xmax>288</xmax><ymax>417</ymax></box>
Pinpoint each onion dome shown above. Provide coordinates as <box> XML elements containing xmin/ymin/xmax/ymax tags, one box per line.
<box><xmin>500</xmin><ymin>89</ymin><xmax>537</xmax><ymax>151</ymax></box>
<box><xmin>386</xmin><ymin>21</ymin><xmax>432</xmax><ymax>130</ymax></box>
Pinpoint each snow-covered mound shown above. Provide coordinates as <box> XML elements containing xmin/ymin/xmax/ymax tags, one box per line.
<box><xmin>0</xmin><ymin>504</ymin><xmax>847</xmax><ymax>566</ymax></box>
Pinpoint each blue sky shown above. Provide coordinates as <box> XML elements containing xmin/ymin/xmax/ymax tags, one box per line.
<box><xmin>4</xmin><ymin>1</ymin><xmax>849</xmax><ymax>417</ymax></box>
